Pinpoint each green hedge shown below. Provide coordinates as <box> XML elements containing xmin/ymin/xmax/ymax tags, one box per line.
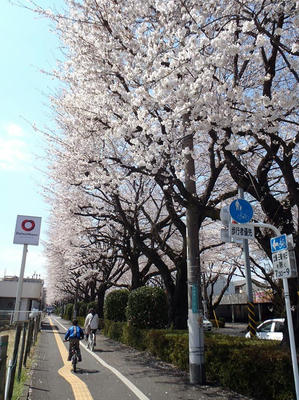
<box><xmin>63</xmin><ymin>303</ymin><xmax>73</xmax><ymax>321</ymax></box>
<box><xmin>205</xmin><ymin>335</ymin><xmax>296</xmax><ymax>400</ymax></box>
<box><xmin>103</xmin><ymin>319</ymin><xmax>147</xmax><ymax>350</ymax></box>
<box><xmin>78</xmin><ymin>302</ymin><xmax>88</xmax><ymax>317</ymax></box>
<box><xmin>104</xmin><ymin>289</ymin><xmax>129</xmax><ymax>322</ymax></box>
<box><xmin>77</xmin><ymin>316</ymin><xmax>85</xmax><ymax>327</ymax></box>
<box><xmin>103</xmin><ymin>320</ymin><xmax>296</xmax><ymax>400</ymax></box>
<box><xmin>126</xmin><ymin>286</ymin><xmax>168</xmax><ymax>329</ymax></box>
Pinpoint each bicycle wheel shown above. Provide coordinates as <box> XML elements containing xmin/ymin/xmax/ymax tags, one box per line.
<box><xmin>90</xmin><ymin>333</ymin><xmax>94</xmax><ymax>351</ymax></box>
<box><xmin>72</xmin><ymin>354</ymin><xmax>77</xmax><ymax>372</ymax></box>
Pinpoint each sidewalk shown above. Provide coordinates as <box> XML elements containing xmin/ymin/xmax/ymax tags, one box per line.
<box><xmin>25</xmin><ymin>316</ymin><xmax>254</xmax><ymax>400</ymax></box>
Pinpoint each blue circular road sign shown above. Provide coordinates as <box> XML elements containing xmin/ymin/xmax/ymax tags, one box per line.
<box><xmin>229</xmin><ymin>199</ymin><xmax>253</xmax><ymax>224</ymax></box>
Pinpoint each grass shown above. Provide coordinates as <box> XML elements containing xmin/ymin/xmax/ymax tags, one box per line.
<box><xmin>12</xmin><ymin>361</ymin><xmax>32</xmax><ymax>400</ymax></box>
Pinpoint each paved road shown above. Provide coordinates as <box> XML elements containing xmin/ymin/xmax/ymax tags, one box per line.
<box><xmin>214</xmin><ymin>323</ymin><xmax>248</xmax><ymax>337</ymax></box>
<box><xmin>25</xmin><ymin>316</ymin><xmax>253</xmax><ymax>400</ymax></box>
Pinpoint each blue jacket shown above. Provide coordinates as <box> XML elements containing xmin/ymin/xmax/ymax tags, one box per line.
<box><xmin>65</xmin><ymin>325</ymin><xmax>84</xmax><ymax>340</ymax></box>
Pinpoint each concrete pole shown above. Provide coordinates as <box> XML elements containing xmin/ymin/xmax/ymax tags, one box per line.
<box><xmin>13</xmin><ymin>245</ymin><xmax>28</xmax><ymax>323</ymax></box>
<box><xmin>183</xmin><ymin>127</ymin><xmax>205</xmax><ymax>385</ymax></box>
<box><xmin>238</xmin><ymin>188</ymin><xmax>256</xmax><ymax>336</ymax></box>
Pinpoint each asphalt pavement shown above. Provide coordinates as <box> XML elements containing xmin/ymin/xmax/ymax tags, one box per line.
<box><xmin>23</xmin><ymin>316</ymin><xmax>253</xmax><ymax>400</ymax></box>
<box><xmin>214</xmin><ymin>322</ymin><xmax>248</xmax><ymax>337</ymax></box>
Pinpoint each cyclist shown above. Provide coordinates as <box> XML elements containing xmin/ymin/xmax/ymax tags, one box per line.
<box><xmin>84</xmin><ymin>308</ymin><xmax>99</xmax><ymax>346</ymax></box>
<box><xmin>65</xmin><ymin>319</ymin><xmax>84</xmax><ymax>362</ymax></box>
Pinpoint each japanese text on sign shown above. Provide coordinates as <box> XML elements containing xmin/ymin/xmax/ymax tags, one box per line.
<box><xmin>272</xmin><ymin>249</ymin><xmax>297</xmax><ymax>279</ymax></box>
<box><xmin>230</xmin><ymin>223</ymin><xmax>255</xmax><ymax>240</ymax></box>
<box><xmin>272</xmin><ymin>250</ymin><xmax>291</xmax><ymax>279</ymax></box>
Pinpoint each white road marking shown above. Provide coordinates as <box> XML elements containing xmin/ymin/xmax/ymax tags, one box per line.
<box><xmin>53</xmin><ymin>317</ymin><xmax>150</xmax><ymax>400</ymax></box>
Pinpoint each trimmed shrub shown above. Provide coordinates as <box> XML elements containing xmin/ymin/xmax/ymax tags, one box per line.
<box><xmin>102</xmin><ymin>320</ymin><xmax>296</xmax><ymax>400</ymax></box>
<box><xmin>126</xmin><ymin>287</ymin><xmax>168</xmax><ymax>329</ymax></box>
<box><xmin>78</xmin><ymin>302</ymin><xmax>88</xmax><ymax>317</ymax></box>
<box><xmin>77</xmin><ymin>316</ymin><xmax>85</xmax><ymax>327</ymax></box>
<box><xmin>104</xmin><ymin>290</ymin><xmax>129</xmax><ymax>322</ymax></box>
<box><xmin>122</xmin><ymin>324</ymin><xmax>147</xmax><ymax>350</ymax></box>
<box><xmin>147</xmin><ymin>330</ymin><xmax>172</xmax><ymax>361</ymax></box>
<box><xmin>98</xmin><ymin>318</ymin><xmax>105</xmax><ymax>330</ymax></box>
<box><xmin>204</xmin><ymin>335</ymin><xmax>295</xmax><ymax>400</ymax></box>
<box><xmin>87</xmin><ymin>301</ymin><xmax>98</xmax><ymax>314</ymax></box>
<box><xmin>104</xmin><ymin>320</ymin><xmax>124</xmax><ymax>341</ymax></box>
<box><xmin>167</xmin><ymin>334</ymin><xmax>188</xmax><ymax>370</ymax></box>
<box><xmin>64</xmin><ymin>303</ymin><xmax>73</xmax><ymax>320</ymax></box>
<box><xmin>53</xmin><ymin>305</ymin><xmax>63</xmax><ymax>316</ymax></box>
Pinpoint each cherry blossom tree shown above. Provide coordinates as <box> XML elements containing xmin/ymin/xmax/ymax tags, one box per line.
<box><xmin>30</xmin><ymin>0</ymin><xmax>298</xmax><ymax>342</ymax></box>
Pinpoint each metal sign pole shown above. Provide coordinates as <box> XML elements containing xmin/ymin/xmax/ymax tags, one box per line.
<box><xmin>13</xmin><ymin>244</ymin><xmax>28</xmax><ymax>323</ymax></box>
<box><xmin>282</xmin><ymin>279</ymin><xmax>299</xmax><ymax>399</ymax></box>
<box><xmin>254</xmin><ymin>223</ymin><xmax>298</xmax><ymax>399</ymax></box>
<box><xmin>221</xmin><ymin>207</ymin><xmax>298</xmax><ymax>398</ymax></box>
<box><xmin>238</xmin><ymin>188</ymin><xmax>256</xmax><ymax>337</ymax></box>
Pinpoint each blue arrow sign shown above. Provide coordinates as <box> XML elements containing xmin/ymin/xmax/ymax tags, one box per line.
<box><xmin>229</xmin><ymin>199</ymin><xmax>253</xmax><ymax>224</ymax></box>
<box><xmin>270</xmin><ymin>234</ymin><xmax>287</xmax><ymax>253</ymax></box>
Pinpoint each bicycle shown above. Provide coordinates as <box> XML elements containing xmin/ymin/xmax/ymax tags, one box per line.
<box><xmin>64</xmin><ymin>338</ymin><xmax>81</xmax><ymax>372</ymax></box>
<box><xmin>71</xmin><ymin>347</ymin><xmax>79</xmax><ymax>372</ymax></box>
<box><xmin>87</xmin><ymin>331</ymin><xmax>95</xmax><ymax>351</ymax></box>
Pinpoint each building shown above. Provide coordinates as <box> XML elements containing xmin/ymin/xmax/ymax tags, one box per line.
<box><xmin>213</xmin><ymin>279</ymin><xmax>274</xmax><ymax>322</ymax></box>
<box><xmin>0</xmin><ymin>276</ymin><xmax>44</xmax><ymax>324</ymax></box>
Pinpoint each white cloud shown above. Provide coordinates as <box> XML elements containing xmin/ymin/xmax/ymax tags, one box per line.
<box><xmin>5</xmin><ymin>123</ymin><xmax>25</xmax><ymax>137</ymax></box>
<box><xmin>0</xmin><ymin>123</ymin><xmax>31</xmax><ymax>170</ymax></box>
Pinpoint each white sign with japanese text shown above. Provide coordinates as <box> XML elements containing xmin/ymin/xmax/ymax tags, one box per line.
<box><xmin>229</xmin><ymin>223</ymin><xmax>255</xmax><ymax>240</ymax></box>
<box><xmin>272</xmin><ymin>250</ymin><xmax>297</xmax><ymax>279</ymax></box>
<box><xmin>13</xmin><ymin>215</ymin><xmax>42</xmax><ymax>246</ymax></box>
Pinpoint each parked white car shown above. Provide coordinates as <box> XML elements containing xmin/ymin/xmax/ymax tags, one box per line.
<box><xmin>245</xmin><ymin>318</ymin><xmax>285</xmax><ymax>340</ymax></box>
<box><xmin>203</xmin><ymin>317</ymin><xmax>213</xmax><ymax>331</ymax></box>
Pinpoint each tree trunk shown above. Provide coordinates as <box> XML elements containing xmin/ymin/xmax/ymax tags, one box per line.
<box><xmin>97</xmin><ymin>285</ymin><xmax>106</xmax><ymax>318</ymax></box>
<box><xmin>172</xmin><ymin>260</ymin><xmax>188</xmax><ymax>328</ymax></box>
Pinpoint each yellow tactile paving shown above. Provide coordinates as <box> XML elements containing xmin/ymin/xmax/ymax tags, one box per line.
<box><xmin>49</xmin><ymin>318</ymin><xmax>93</xmax><ymax>400</ymax></box>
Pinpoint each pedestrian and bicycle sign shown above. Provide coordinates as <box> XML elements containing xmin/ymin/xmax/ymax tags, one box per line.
<box><xmin>270</xmin><ymin>234</ymin><xmax>287</xmax><ymax>253</ymax></box>
<box><xmin>229</xmin><ymin>199</ymin><xmax>253</xmax><ymax>224</ymax></box>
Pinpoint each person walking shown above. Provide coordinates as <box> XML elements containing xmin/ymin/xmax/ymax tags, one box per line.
<box><xmin>84</xmin><ymin>308</ymin><xmax>99</xmax><ymax>346</ymax></box>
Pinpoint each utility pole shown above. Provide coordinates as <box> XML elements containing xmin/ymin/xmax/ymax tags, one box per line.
<box><xmin>183</xmin><ymin>118</ymin><xmax>205</xmax><ymax>384</ymax></box>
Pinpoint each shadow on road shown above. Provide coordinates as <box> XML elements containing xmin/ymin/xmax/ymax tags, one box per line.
<box><xmin>73</xmin><ymin>368</ymin><xmax>100</xmax><ymax>375</ymax></box>
<box><xmin>41</xmin><ymin>322</ymin><xmax>62</xmax><ymax>333</ymax></box>
<box><xmin>29</xmin><ymin>386</ymin><xmax>50</xmax><ymax>393</ymax></box>
<box><xmin>93</xmin><ymin>349</ymin><xmax>114</xmax><ymax>353</ymax></box>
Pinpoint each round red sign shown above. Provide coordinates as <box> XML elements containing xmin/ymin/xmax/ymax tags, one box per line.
<box><xmin>21</xmin><ymin>219</ymin><xmax>35</xmax><ymax>231</ymax></box>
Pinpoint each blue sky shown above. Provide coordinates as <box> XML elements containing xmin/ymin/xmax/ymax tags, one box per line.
<box><xmin>0</xmin><ymin>1</ymin><xmax>61</xmax><ymax>281</ymax></box>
